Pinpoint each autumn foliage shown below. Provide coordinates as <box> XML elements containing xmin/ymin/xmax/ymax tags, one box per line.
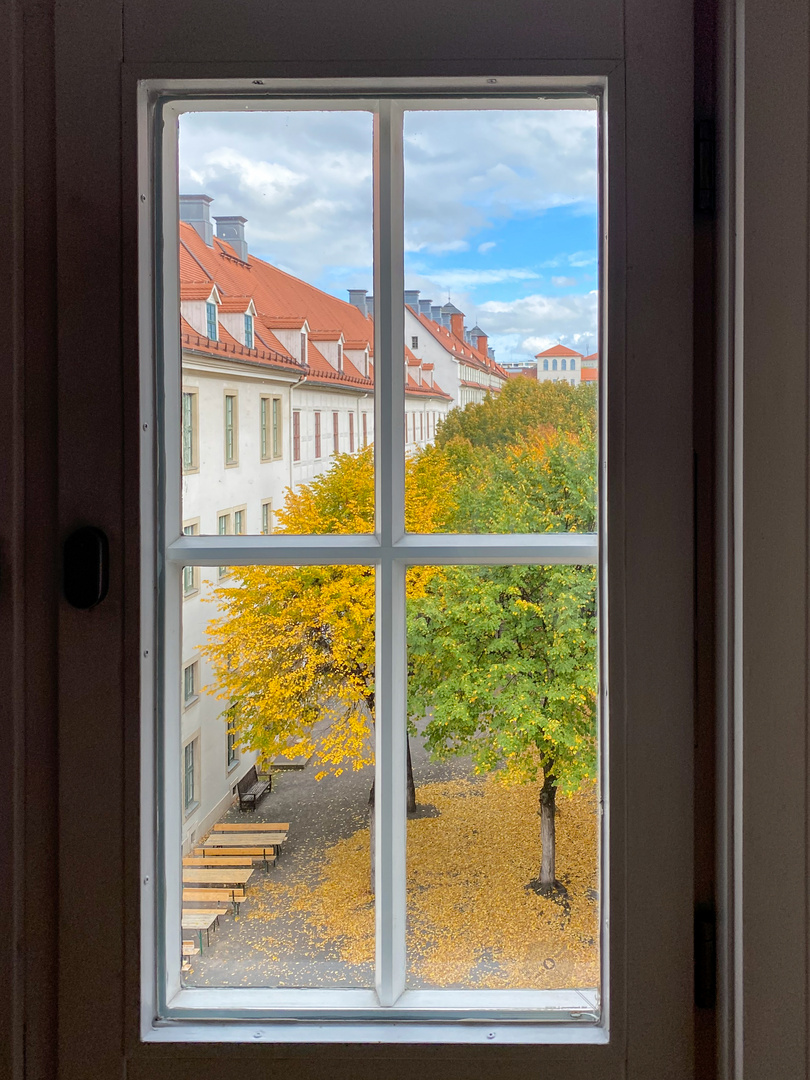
<box><xmin>202</xmin><ymin>379</ymin><xmax>598</xmax><ymax>884</ymax></box>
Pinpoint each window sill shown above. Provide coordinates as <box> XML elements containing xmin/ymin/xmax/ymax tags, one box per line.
<box><xmin>183</xmin><ymin>695</ymin><xmax>199</xmax><ymax>710</ymax></box>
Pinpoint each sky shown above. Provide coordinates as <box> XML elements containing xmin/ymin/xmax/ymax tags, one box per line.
<box><xmin>179</xmin><ymin>106</ymin><xmax>598</xmax><ymax>362</ymax></box>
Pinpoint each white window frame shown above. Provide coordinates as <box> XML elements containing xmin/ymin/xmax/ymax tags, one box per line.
<box><xmin>136</xmin><ymin>71</ymin><xmax>693</xmax><ymax>1055</ymax></box>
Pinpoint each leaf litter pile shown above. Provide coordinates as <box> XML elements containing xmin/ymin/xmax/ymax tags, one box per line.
<box><xmin>242</xmin><ymin>774</ymin><xmax>599</xmax><ymax>990</ymax></box>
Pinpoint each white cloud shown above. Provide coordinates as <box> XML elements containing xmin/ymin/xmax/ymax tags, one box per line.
<box><xmin>551</xmin><ymin>276</ymin><xmax>577</xmax><ymax>287</ymax></box>
<box><xmin>179</xmin><ymin>107</ymin><xmax>597</xmax><ymax>297</ymax></box>
<box><xmin>478</xmin><ymin>291</ymin><xmax>598</xmax><ymax>361</ymax></box>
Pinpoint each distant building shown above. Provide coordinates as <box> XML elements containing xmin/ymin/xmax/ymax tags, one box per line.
<box><xmin>534</xmin><ymin>343</ymin><xmax>584</xmax><ymax>385</ymax></box>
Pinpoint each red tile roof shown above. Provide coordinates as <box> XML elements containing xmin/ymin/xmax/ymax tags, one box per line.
<box><xmin>535</xmin><ymin>343</ymin><xmax>584</xmax><ymax>358</ymax></box>
<box><xmin>179</xmin><ymin>220</ymin><xmax>453</xmax><ymax>401</ymax></box>
<box><xmin>180</xmin><ymin>317</ymin><xmax>303</xmax><ymax>375</ymax></box>
<box><xmin>583</xmin><ymin>352</ymin><xmax>598</xmax><ymax>363</ymax></box>
<box><xmin>581</xmin><ymin>367</ymin><xmax>598</xmax><ymax>382</ymax></box>
<box><xmin>411</xmin><ymin>310</ymin><xmax>508</xmax><ymax>382</ymax></box>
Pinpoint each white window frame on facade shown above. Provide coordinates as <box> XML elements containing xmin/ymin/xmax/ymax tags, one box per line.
<box><xmin>135</xmin><ymin>62</ymin><xmax>694</xmax><ymax>1061</ymax></box>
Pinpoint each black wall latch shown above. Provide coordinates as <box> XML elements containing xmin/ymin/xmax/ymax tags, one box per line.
<box><xmin>63</xmin><ymin>526</ymin><xmax>110</xmax><ymax>610</ymax></box>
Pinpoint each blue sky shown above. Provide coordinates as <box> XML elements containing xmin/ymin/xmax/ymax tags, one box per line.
<box><xmin>179</xmin><ymin>107</ymin><xmax>598</xmax><ymax>360</ymax></box>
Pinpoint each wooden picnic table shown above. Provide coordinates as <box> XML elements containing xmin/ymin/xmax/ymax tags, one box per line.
<box><xmin>204</xmin><ymin>832</ymin><xmax>285</xmax><ymax>847</ymax></box>
<box><xmin>181</xmin><ymin>910</ymin><xmax>220</xmax><ymax>951</ymax></box>
<box><xmin>182</xmin><ymin>868</ymin><xmax>254</xmax><ymax>887</ymax></box>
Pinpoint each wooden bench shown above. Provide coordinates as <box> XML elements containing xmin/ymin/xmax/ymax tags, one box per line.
<box><xmin>236</xmin><ymin>765</ymin><xmax>271</xmax><ymax>812</ymax></box>
<box><xmin>213</xmin><ymin>822</ymin><xmax>289</xmax><ymax>832</ymax></box>
<box><xmin>196</xmin><ymin>845</ymin><xmax>276</xmax><ymax>870</ymax></box>
<box><xmin>183</xmin><ymin>856</ymin><xmax>254</xmax><ymax>867</ymax></box>
<box><xmin>182</xmin><ymin>887</ymin><xmax>246</xmax><ymax>914</ymax></box>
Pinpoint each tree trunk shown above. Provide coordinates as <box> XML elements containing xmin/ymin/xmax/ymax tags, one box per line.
<box><xmin>527</xmin><ymin>768</ymin><xmax>565</xmax><ymax>897</ymax></box>
<box><xmin>538</xmin><ymin>770</ymin><xmax>556</xmax><ymax>891</ymax></box>
<box><xmin>368</xmin><ymin>779</ymin><xmax>375</xmax><ymax>893</ymax></box>
<box><xmin>406</xmin><ymin>736</ymin><xmax>417</xmax><ymax>816</ymax></box>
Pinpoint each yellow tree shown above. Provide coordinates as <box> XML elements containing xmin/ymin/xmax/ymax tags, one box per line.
<box><xmin>202</xmin><ymin>445</ymin><xmax>457</xmax><ymax>794</ymax></box>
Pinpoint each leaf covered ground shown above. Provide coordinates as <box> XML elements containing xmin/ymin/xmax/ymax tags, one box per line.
<box><xmin>244</xmin><ymin>774</ymin><xmax>599</xmax><ymax>990</ymax></box>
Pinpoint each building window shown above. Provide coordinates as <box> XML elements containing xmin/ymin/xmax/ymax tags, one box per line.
<box><xmin>332</xmin><ymin>411</ymin><xmax>339</xmax><ymax>454</ymax></box>
<box><xmin>292</xmin><ymin>410</ymin><xmax>301</xmax><ymax>461</ymax></box>
<box><xmin>561</xmin><ymin>358</ymin><xmax>567</xmax><ymax>371</ymax></box>
<box><xmin>227</xmin><ymin>718</ymin><xmax>237</xmax><ymax>767</ymax></box>
<box><xmin>300</xmin><ymin>332</ymin><xmax>307</xmax><ymax>364</ymax></box>
<box><xmin>182</xmin><ymin>522</ymin><xmax>199</xmax><ymax>595</ymax></box>
<box><xmin>244</xmin><ymin>313</ymin><xmax>254</xmax><ymax>349</ymax></box>
<box><xmin>206</xmin><ymin>301</ymin><xmax>218</xmax><ymax>341</ymax></box>
<box><xmin>272</xmin><ymin>397</ymin><xmax>281</xmax><ymax>457</ymax></box>
<box><xmin>181</xmin><ymin>389</ymin><xmax>198</xmax><ymax>472</ymax></box>
<box><xmin>234</xmin><ymin>508</ymin><xmax>245</xmax><ymax>535</ymax></box>
<box><xmin>183</xmin><ymin>739</ymin><xmax>198</xmax><ymax>812</ymax></box>
<box><xmin>314</xmin><ymin>411</ymin><xmax>322</xmax><ymax>458</ymax></box>
<box><xmin>570</xmin><ymin>357</ymin><xmax>576</xmax><ymax>370</ymax></box>
<box><xmin>337</xmin><ymin>343</ymin><xmax>343</xmax><ymax>370</ymax></box>
<box><xmin>362</xmin><ymin>411</ymin><xmax>368</xmax><ymax>448</ymax></box>
<box><xmin>543</xmin><ymin>359</ymin><xmax>549</xmax><ymax>371</ymax></box>
<box><xmin>217</xmin><ymin>512</ymin><xmax>230</xmax><ymax>578</ymax></box>
<box><xmin>348</xmin><ymin>412</ymin><xmax>355</xmax><ymax>453</ymax></box>
<box><xmin>411</xmin><ymin>336</ymin><xmax>418</xmax><ymax>348</ymax></box>
<box><xmin>260</xmin><ymin>397</ymin><xmax>269</xmax><ymax>460</ymax></box>
<box><xmin>183</xmin><ymin>661</ymin><xmax>198</xmax><ymax>707</ymax></box>
<box><xmin>419</xmin><ymin>413</ymin><xmax>424</xmax><ymax>442</ymax></box>
<box><xmin>261</xmin><ymin>500</ymin><xmax>272</xmax><ymax>535</ymax></box>
<box><xmin>224</xmin><ymin>393</ymin><xmax>237</xmax><ymax>465</ymax></box>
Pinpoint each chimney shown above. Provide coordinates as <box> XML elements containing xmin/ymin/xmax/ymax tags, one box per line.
<box><xmin>404</xmin><ymin>290</ymin><xmax>420</xmax><ymax>311</ymax></box>
<box><xmin>419</xmin><ymin>299</ymin><xmax>433</xmax><ymax>317</ymax></box>
<box><xmin>488</xmin><ymin>346</ymin><xmax>495</xmax><ymax>359</ymax></box>
<box><xmin>477</xmin><ymin>333</ymin><xmax>488</xmax><ymax>356</ymax></box>
<box><xmin>180</xmin><ymin>194</ymin><xmax>214</xmax><ymax>246</ymax></box>
<box><xmin>442</xmin><ymin>302</ymin><xmax>464</xmax><ymax>339</ymax></box>
<box><xmin>348</xmin><ymin>289</ymin><xmax>368</xmax><ymax>316</ymax></box>
<box><xmin>431</xmin><ymin>306</ymin><xmax>443</xmax><ymax>323</ymax></box>
<box><xmin>214</xmin><ymin>215</ymin><xmax>248</xmax><ymax>262</ymax></box>
<box><xmin>366</xmin><ymin>296</ymin><xmax>374</xmax><ymax>318</ymax></box>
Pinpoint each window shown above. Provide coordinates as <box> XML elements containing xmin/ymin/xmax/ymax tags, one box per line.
<box><xmin>182</xmin><ymin>522</ymin><xmax>199</xmax><ymax>595</ymax></box>
<box><xmin>217</xmin><ymin>512</ymin><xmax>230</xmax><ymax>578</ymax></box>
<box><xmin>332</xmin><ymin>410</ymin><xmax>339</xmax><ymax>453</ymax></box>
<box><xmin>141</xmin><ymin>70</ymin><xmax>696</xmax><ymax>1057</ymax></box>
<box><xmin>300</xmin><ymin>332</ymin><xmax>307</xmax><ymax>364</ymax></box>
<box><xmin>183</xmin><ymin>738</ymin><xmax>198</xmax><ymax>812</ymax></box>
<box><xmin>362</xmin><ymin>411</ymin><xmax>368</xmax><ymax>448</ymax></box>
<box><xmin>260</xmin><ymin>396</ymin><xmax>269</xmax><ymax>460</ymax></box>
<box><xmin>233</xmin><ymin>508</ymin><xmax>245</xmax><ymax>535</ymax></box>
<box><xmin>261</xmin><ymin>499</ymin><xmax>272</xmax><ymax>535</ymax></box>
<box><xmin>552</xmin><ymin>358</ymin><xmax>558</xmax><ymax>371</ymax></box>
<box><xmin>183</xmin><ymin>661</ymin><xmax>198</xmax><ymax>707</ymax></box>
<box><xmin>570</xmin><ymin>357</ymin><xmax>576</xmax><ymax>370</ymax></box>
<box><xmin>227</xmin><ymin>717</ymin><xmax>237</xmax><ymax>767</ymax></box>
<box><xmin>543</xmin><ymin>359</ymin><xmax>549</xmax><ymax>371</ymax></box>
<box><xmin>272</xmin><ymin>397</ymin><xmax>281</xmax><ymax>458</ymax></box>
<box><xmin>292</xmin><ymin>410</ymin><xmax>301</xmax><ymax>461</ymax></box>
<box><xmin>224</xmin><ymin>393</ymin><xmax>237</xmax><ymax>465</ymax></box>
<box><xmin>314</xmin><ymin>411</ymin><xmax>322</xmax><ymax>458</ymax></box>
<box><xmin>419</xmin><ymin>413</ymin><xmax>423</xmax><ymax>442</ymax></box>
<box><xmin>411</xmin><ymin>335</ymin><xmax>418</xmax><ymax>348</ymax></box>
<box><xmin>206</xmin><ymin>301</ymin><xmax>218</xmax><ymax>340</ymax></box>
<box><xmin>244</xmin><ymin>313</ymin><xmax>254</xmax><ymax>349</ymax></box>
<box><xmin>348</xmin><ymin>412</ymin><xmax>354</xmax><ymax>452</ymax></box>
<box><xmin>181</xmin><ymin>389</ymin><xmax>198</xmax><ymax>472</ymax></box>
<box><xmin>337</xmin><ymin>343</ymin><xmax>343</xmax><ymax>370</ymax></box>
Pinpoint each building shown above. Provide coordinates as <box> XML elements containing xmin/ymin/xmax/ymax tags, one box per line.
<box><xmin>177</xmin><ymin>197</ymin><xmax>454</xmax><ymax>849</ymax></box>
<box><xmin>534</xmin><ymin>343</ymin><xmax>585</xmax><ymax>384</ymax></box>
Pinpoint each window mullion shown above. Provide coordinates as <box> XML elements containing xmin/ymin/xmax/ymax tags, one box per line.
<box><xmin>373</xmin><ymin>98</ymin><xmax>407</xmax><ymax>1006</ymax></box>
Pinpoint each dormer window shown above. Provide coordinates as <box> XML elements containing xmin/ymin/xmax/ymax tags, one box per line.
<box><xmin>244</xmin><ymin>313</ymin><xmax>254</xmax><ymax>349</ymax></box>
<box><xmin>337</xmin><ymin>343</ymin><xmax>343</xmax><ymax>371</ymax></box>
<box><xmin>206</xmin><ymin>301</ymin><xmax>218</xmax><ymax>341</ymax></box>
<box><xmin>300</xmin><ymin>332</ymin><xmax>307</xmax><ymax>364</ymax></box>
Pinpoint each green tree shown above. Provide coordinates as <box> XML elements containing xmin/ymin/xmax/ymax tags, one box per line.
<box><xmin>408</xmin><ymin>426</ymin><xmax>598</xmax><ymax>895</ymax></box>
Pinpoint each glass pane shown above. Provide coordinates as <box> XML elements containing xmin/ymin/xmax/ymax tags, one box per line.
<box><xmin>403</xmin><ymin>106</ymin><xmax>599</xmax><ymax>534</ymax></box>
<box><xmin>179</xmin><ymin>563</ymin><xmax>375</xmax><ymax>989</ymax></box>
<box><xmin>178</xmin><ymin>109</ymin><xmax>374</xmax><ymax>535</ymax></box>
<box><xmin>405</xmin><ymin>563</ymin><xmax>599</xmax><ymax>991</ymax></box>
